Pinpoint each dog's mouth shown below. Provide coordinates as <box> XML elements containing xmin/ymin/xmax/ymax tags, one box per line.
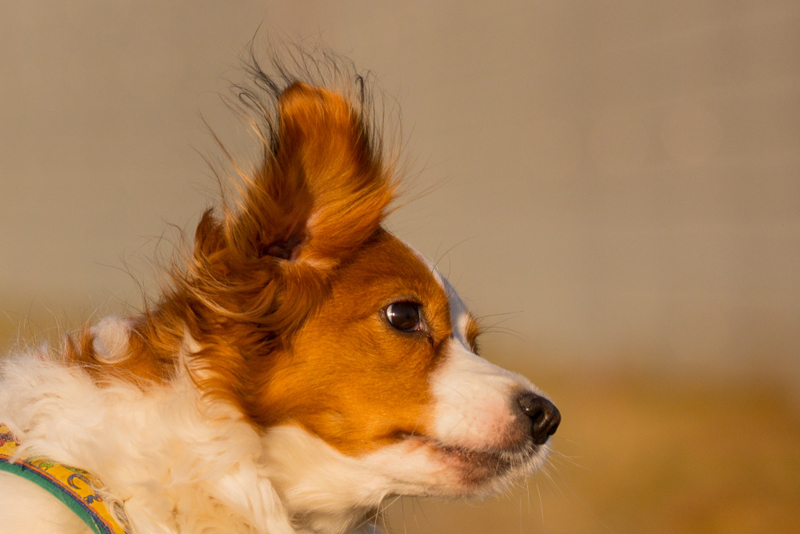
<box><xmin>397</xmin><ymin>432</ymin><xmax>539</xmax><ymax>491</ymax></box>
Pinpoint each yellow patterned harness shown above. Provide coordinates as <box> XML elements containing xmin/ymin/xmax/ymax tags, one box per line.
<box><xmin>0</xmin><ymin>424</ymin><xmax>129</xmax><ymax>534</ymax></box>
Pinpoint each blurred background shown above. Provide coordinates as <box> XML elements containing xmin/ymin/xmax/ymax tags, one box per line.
<box><xmin>1</xmin><ymin>1</ymin><xmax>799</xmax><ymax>532</ymax></box>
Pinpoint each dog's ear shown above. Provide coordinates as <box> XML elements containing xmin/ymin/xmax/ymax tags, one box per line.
<box><xmin>228</xmin><ymin>81</ymin><xmax>394</xmax><ymax>270</ymax></box>
<box><xmin>175</xmin><ymin>81</ymin><xmax>395</xmax><ymax>406</ymax></box>
<box><xmin>182</xmin><ymin>81</ymin><xmax>394</xmax><ymax>335</ymax></box>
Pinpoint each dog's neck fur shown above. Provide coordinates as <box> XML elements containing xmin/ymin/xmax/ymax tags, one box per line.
<box><xmin>0</xmin><ymin>317</ymin><xmax>384</xmax><ymax>534</ymax></box>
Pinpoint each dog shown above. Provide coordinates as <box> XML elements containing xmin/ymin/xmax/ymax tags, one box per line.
<box><xmin>0</xmin><ymin>57</ymin><xmax>560</xmax><ymax>534</ymax></box>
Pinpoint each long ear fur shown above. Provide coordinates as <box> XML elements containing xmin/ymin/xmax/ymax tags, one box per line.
<box><xmin>234</xmin><ymin>80</ymin><xmax>395</xmax><ymax>269</ymax></box>
<box><xmin>152</xmin><ymin>56</ymin><xmax>397</xmax><ymax>412</ymax></box>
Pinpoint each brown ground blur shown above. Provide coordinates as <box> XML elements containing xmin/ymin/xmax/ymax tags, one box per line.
<box><xmin>385</xmin><ymin>361</ymin><xmax>800</xmax><ymax>534</ymax></box>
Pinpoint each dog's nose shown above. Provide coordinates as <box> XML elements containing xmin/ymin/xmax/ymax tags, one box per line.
<box><xmin>517</xmin><ymin>392</ymin><xmax>561</xmax><ymax>445</ymax></box>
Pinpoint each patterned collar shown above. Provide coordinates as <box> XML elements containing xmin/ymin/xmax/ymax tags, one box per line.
<box><xmin>0</xmin><ymin>424</ymin><xmax>129</xmax><ymax>534</ymax></box>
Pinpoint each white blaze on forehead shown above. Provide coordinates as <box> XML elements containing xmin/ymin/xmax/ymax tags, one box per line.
<box><xmin>404</xmin><ymin>245</ymin><xmax>472</xmax><ymax>342</ymax></box>
<box><xmin>412</xmin><ymin>250</ymin><xmax>539</xmax><ymax>450</ymax></box>
<box><xmin>427</xmin><ymin>267</ymin><xmax>470</xmax><ymax>342</ymax></box>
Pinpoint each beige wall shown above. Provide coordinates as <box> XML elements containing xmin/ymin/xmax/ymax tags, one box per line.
<box><xmin>2</xmin><ymin>0</ymin><xmax>799</xmax><ymax>380</ymax></box>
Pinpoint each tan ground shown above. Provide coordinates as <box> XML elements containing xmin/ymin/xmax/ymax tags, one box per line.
<box><xmin>386</xmin><ymin>363</ymin><xmax>800</xmax><ymax>534</ymax></box>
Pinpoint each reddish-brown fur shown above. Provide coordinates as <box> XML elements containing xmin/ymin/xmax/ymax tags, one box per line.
<box><xmin>63</xmin><ymin>80</ymin><xmax>469</xmax><ymax>456</ymax></box>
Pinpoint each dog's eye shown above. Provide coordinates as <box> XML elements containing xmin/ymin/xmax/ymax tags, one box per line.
<box><xmin>385</xmin><ymin>301</ymin><xmax>421</xmax><ymax>332</ymax></box>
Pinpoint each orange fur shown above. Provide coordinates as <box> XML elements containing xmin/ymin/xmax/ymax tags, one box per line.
<box><xmin>64</xmin><ymin>79</ymin><xmax>412</xmax><ymax>456</ymax></box>
<box><xmin>464</xmin><ymin>316</ymin><xmax>482</xmax><ymax>354</ymax></box>
<box><xmin>249</xmin><ymin>229</ymin><xmax>452</xmax><ymax>455</ymax></box>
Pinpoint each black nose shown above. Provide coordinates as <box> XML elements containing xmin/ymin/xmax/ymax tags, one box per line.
<box><xmin>517</xmin><ymin>392</ymin><xmax>561</xmax><ymax>446</ymax></box>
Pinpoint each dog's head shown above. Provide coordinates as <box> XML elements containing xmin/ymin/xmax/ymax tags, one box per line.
<box><xmin>162</xmin><ymin>74</ymin><xmax>559</xmax><ymax>505</ymax></box>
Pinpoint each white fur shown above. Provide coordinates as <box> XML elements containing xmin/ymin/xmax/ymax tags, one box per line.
<box><xmin>90</xmin><ymin>316</ymin><xmax>133</xmax><ymax>363</ymax></box>
<box><xmin>429</xmin><ymin>271</ymin><xmax>541</xmax><ymax>450</ymax></box>
<box><xmin>0</xmin><ymin>334</ymin><xmax>303</xmax><ymax>534</ymax></box>
<box><xmin>431</xmin><ymin>342</ymin><xmax>529</xmax><ymax>449</ymax></box>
